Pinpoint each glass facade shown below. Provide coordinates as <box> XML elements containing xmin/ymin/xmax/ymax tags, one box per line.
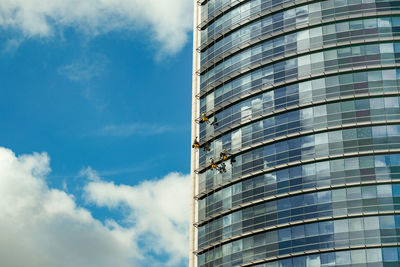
<box><xmin>191</xmin><ymin>0</ymin><xmax>400</xmax><ymax>266</ymax></box>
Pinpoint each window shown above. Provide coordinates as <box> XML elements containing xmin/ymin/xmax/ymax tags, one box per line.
<box><xmin>372</xmin><ymin>126</ymin><xmax>387</xmax><ymax>137</ymax></box>
<box><xmin>359</xmin><ymin>156</ymin><xmax>374</xmax><ymax>168</ymax></box>
<box><xmin>383</xmin><ymin>69</ymin><xmax>396</xmax><ymax>81</ymax></box>
<box><xmin>316</xmin><ymin>161</ymin><xmax>330</xmax><ymax>173</ymax></box>
<box><xmin>390</xmin><ymin>154</ymin><xmax>400</xmax><ymax>166</ymax></box>
<box><xmin>351</xmin><ymin>249</ymin><xmax>366</xmax><ymax>264</ymax></box>
<box><xmin>365</xmin><ymin>44</ymin><xmax>380</xmax><ymax>55</ymax></box>
<box><xmin>349</xmin><ymin>217</ymin><xmax>363</xmax><ymax>231</ymax></box>
<box><xmin>380</xmin><ymin>43</ymin><xmax>394</xmax><ymax>54</ymax></box>
<box><xmin>383</xmin><ymin>247</ymin><xmax>398</xmax><ymax>262</ymax></box>
<box><xmin>298</xmin><ymin>55</ymin><xmax>311</xmax><ymax>66</ymax></box>
<box><xmin>335</xmin><ymin>251</ymin><xmax>351</xmax><ymax>265</ymax></box>
<box><xmin>306</xmin><ymin>254</ymin><xmax>320</xmax><ymax>267</ymax></box>
<box><xmin>340</xmin><ymin>73</ymin><xmax>353</xmax><ymax>85</ymax></box>
<box><xmin>315</xmin><ymin>133</ymin><xmax>328</xmax><ymax>145</ymax></box>
<box><xmin>364</xmin><ymin>18</ymin><xmax>377</xmax><ymax>28</ymax></box>
<box><xmin>393</xmin><ymin>184</ymin><xmax>400</xmax><ymax>197</ymax></box>
<box><xmin>385</xmin><ymin>97</ymin><xmax>399</xmax><ymax>108</ymax></box>
<box><xmin>310</xmin><ymin>27</ymin><xmax>322</xmax><ymax>38</ymax></box>
<box><xmin>330</xmin><ymin>159</ymin><xmax>344</xmax><ymax>172</ymax></box>
<box><xmin>377</xmin><ymin>184</ymin><xmax>392</xmax><ymax>197</ymax></box>
<box><xmin>292</xmin><ymin>225</ymin><xmax>305</xmax><ymax>239</ymax></box>
<box><xmin>349</xmin><ymin>19</ymin><xmax>363</xmax><ymax>30</ymax></box>
<box><xmin>319</xmin><ymin>221</ymin><xmax>333</xmax><ymax>234</ymax></box>
<box><xmin>355</xmin><ymin>99</ymin><xmax>369</xmax><ymax>110</ymax></box>
<box><xmin>320</xmin><ymin>252</ymin><xmax>335</xmax><ymax>266</ymax></box>
<box><xmin>380</xmin><ymin>216</ymin><xmax>395</xmax><ymax>229</ymax></box>
<box><xmin>232</xmin><ymin>240</ymin><xmax>242</xmax><ymax>253</ymax></box>
<box><xmin>343</xmin><ymin>129</ymin><xmax>357</xmax><ymax>140</ymax></box>
<box><xmin>370</xmin><ymin>98</ymin><xmax>384</xmax><ymax>110</ymax></box>
<box><xmin>324</xmin><ymin>49</ymin><xmax>337</xmax><ymax>60</ymax></box>
<box><xmin>345</xmin><ymin>157</ymin><xmax>359</xmax><ymax>169</ymax></box>
<box><xmin>305</xmin><ymin>223</ymin><xmax>319</xmax><ymax>236</ymax></box>
<box><xmin>334</xmin><ymin>219</ymin><xmax>349</xmax><ymax>233</ymax></box>
<box><xmin>341</xmin><ymin>100</ymin><xmax>355</xmax><ymax>112</ymax></box>
<box><xmin>347</xmin><ymin>187</ymin><xmax>361</xmax><ymax>200</ymax></box>
<box><xmin>311</xmin><ymin>52</ymin><xmax>324</xmax><ymax>64</ymax></box>
<box><xmin>279</xmin><ymin>228</ymin><xmax>291</xmax><ymax>241</ymax></box>
<box><xmin>378</xmin><ymin>18</ymin><xmax>392</xmax><ymax>28</ymax></box>
<box><xmin>304</xmin><ymin>193</ymin><xmax>318</xmax><ymax>205</ymax></box>
<box><xmin>353</xmin><ymin>71</ymin><xmax>367</xmax><ymax>83</ymax></box>
<box><xmin>362</xmin><ymin>186</ymin><xmax>377</xmax><ymax>199</ymax></box>
<box><xmin>357</xmin><ymin>127</ymin><xmax>372</xmax><ymax>140</ymax></box>
<box><xmin>364</xmin><ymin>216</ymin><xmax>379</xmax><ymax>230</ymax></box>
<box><xmin>317</xmin><ymin>191</ymin><xmax>331</xmax><ymax>203</ymax></box>
<box><xmin>336</xmin><ymin>21</ymin><xmax>349</xmax><ymax>32</ymax></box>
<box><xmin>366</xmin><ymin>248</ymin><xmax>382</xmax><ymax>262</ymax></box>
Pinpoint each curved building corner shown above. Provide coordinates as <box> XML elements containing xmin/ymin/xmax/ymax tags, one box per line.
<box><xmin>191</xmin><ymin>0</ymin><xmax>400</xmax><ymax>266</ymax></box>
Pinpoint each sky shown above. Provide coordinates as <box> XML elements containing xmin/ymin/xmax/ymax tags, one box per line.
<box><xmin>0</xmin><ymin>1</ymin><xmax>193</xmax><ymax>266</ymax></box>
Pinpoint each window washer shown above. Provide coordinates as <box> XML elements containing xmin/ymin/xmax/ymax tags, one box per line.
<box><xmin>210</xmin><ymin>158</ymin><xmax>217</xmax><ymax>169</ymax></box>
<box><xmin>192</xmin><ymin>137</ymin><xmax>200</xmax><ymax>148</ymax></box>
<box><xmin>200</xmin><ymin>112</ymin><xmax>209</xmax><ymax>123</ymax></box>
<box><xmin>220</xmin><ymin>149</ymin><xmax>229</xmax><ymax>161</ymax></box>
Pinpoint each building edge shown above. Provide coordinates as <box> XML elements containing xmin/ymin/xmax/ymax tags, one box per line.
<box><xmin>190</xmin><ymin>1</ymin><xmax>201</xmax><ymax>267</ymax></box>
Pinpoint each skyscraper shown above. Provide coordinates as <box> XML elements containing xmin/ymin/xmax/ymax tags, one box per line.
<box><xmin>190</xmin><ymin>0</ymin><xmax>400</xmax><ymax>266</ymax></box>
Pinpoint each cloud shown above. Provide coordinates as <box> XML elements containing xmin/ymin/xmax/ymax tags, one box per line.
<box><xmin>57</xmin><ymin>53</ymin><xmax>109</xmax><ymax>110</ymax></box>
<box><xmin>92</xmin><ymin>123</ymin><xmax>179</xmax><ymax>137</ymax></box>
<box><xmin>58</xmin><ymin>54</ymin><xmax>108</xmax><ymax>82</ymax></box>
<box><xmin>83</xmin><ymin>168</ymin><xmax>191</xmax><ymax>266</ymax></box>
<box><xmin>0</xmin><ymin>147</ymin><xmax>190</xmax><ymax>267</ymax></box>
<box><xmin>0</xmin><ymin>0</ymin><xmax>193</xmax><ymax>54</ymax></box>
<box><xmin>3</xmin><ymin>37</ymin><xmax>23</xmax><ymax>53</ymax></box>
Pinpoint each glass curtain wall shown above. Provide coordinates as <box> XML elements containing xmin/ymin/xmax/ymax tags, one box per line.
<box><xmin>192</xmin><ymin>0</ymin><xmax>400</xmax><ymax>266</ymax></box>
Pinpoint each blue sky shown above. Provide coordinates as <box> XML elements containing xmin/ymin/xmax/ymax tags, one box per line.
<box><xmin>0</xmin><ymin>1</ymin><xmax>193</xmax><ymax>266</ymax></box>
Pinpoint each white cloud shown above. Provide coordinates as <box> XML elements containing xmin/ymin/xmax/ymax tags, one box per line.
<box><xmin>0</xmin><ymin>0</ymin><xmax>193</xmax><ymax>54</ymax></box>
<box><xmin>0</xmin><ymin>147</ymin><xmax>190</xmax><ymax>267</ymax></box>
<box><xmin>93</xmin><ymin>123</ymin><xmax>179</xmax><ymax>137</ymax></box>
<box><xmin>83</xmin><ymin>168</ymin><xmax>191</xmax><ymax>266</ymax></box>
<box><xmin>58</xmin><ymin>54</ymin><xmax>108</xmax><ymax>82</ymax></box>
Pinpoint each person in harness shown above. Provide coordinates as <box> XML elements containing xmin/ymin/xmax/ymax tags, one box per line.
<box><xmin>192</xmin><ymin>137</ymin><xmax>200</xmax><ymax>148</ymax></box>
<box><xmin>220</xmin><ymin>149</ymin><xmax>229</xmax><ymax>161</ymax></box>
<box><xmin>200</xmin><ymin>112</ymin><xmax>209</xmax><ymax>123</ymax></box>
<box><xmin>210</xmin><ymin>158</ymin><xmax>217</xmax><ymax>169</ymax></box>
